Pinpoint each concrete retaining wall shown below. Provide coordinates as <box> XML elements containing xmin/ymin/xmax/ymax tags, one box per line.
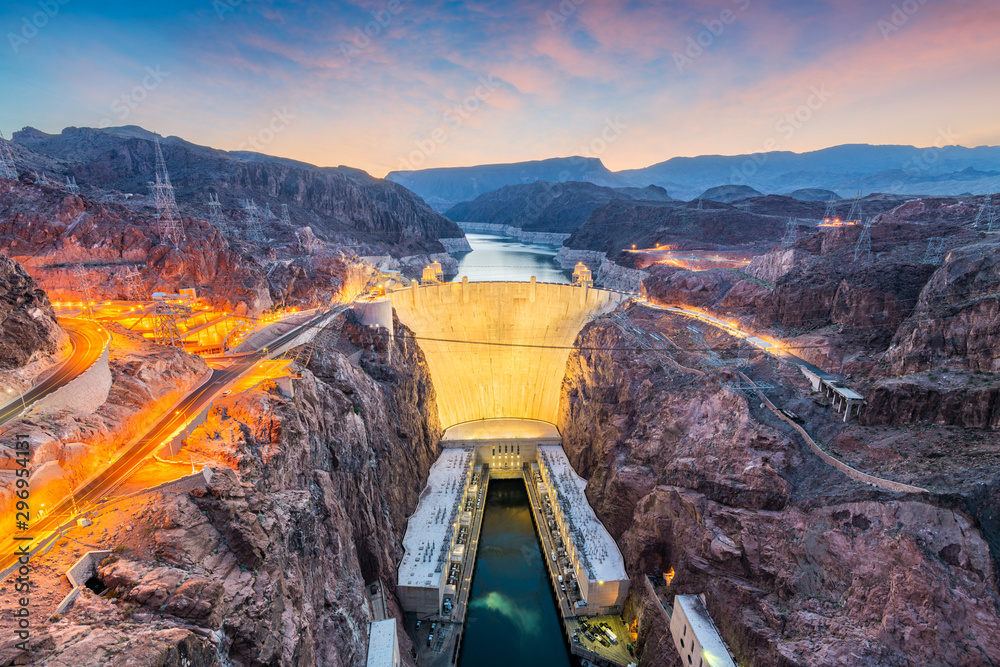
<box><xmin>30</xmin><ymin>344</ymin><xmax>111</xmax><ymax>416</ymax></box>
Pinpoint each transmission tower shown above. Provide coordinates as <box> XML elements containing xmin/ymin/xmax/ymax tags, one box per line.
<box><xmin>280</xmin><ymin>203</ymin><xmax>292</xmax><ymax>225</ymax></box>
<box><xmin>152</xmin><ymin>295</ymin><xmax>190</xmax><ymax>349</ymax></box>
<box><xmin>71</xmin><ymin>266</ymin><xmax>96</xmax><ymax>318</ymax></box>
<box><xmin>853</xmin><ymin>217</ymin><xmax>872</xmax><ymax>263</ymax></box>
<box><xmin>65</xmin><ymin>176</ymin><xmax>80</xmax><ymax>194</ymax></box>
<box><xmin>822</xmin><ymin>199</ymin><xmax>837</xmax><ymax>223</ymax></box>
<box><xmin>922</xmin><ymin>238</ymin><xmax>945</xmax><ymax>264</ymax></box>
<box><xmin>263</xmin><ymin>202</ymin><xmax>277</xmax><ymax>220</ymax></box>
<box><xmin>845</xmin><ymin>191</ymin><xmax>864</xmax><ymax>224</ymax></box>
<box><xmin>974</xmin><ymin>194</ymin><xmax>994</xmax><ymax>229</ymax></box>
<box><xmin>782</xmin><ymin>218</ymin><xmax>798</xmax><ymax>247</ymax></box>
<box><xmin>116</xmin><ymin>266</ymin><xmax>144</xmax><ymax>300</ymax></box>
<box><xmin>149</xmin><ymin>138</ymin><xmax>185</xmax><ymax>246</ymax></box>
<box><xmin>0</xmin><ymin>132</ymin><xmax>17</xmax><ymax>180</ymax></box>
<box><xmin>34</xmin><ymin>171</ymin><xmax>48</xmax><ymax>185</ymax></box>
<box><xmin>242</xmin><ymin>199</ymin><xmax>265</xmax><ymax>243</ymax></box>
<box><xmin>207</xmin><ymin>193</ymin><xmax>230</xmax><ymax>236</ymax></box>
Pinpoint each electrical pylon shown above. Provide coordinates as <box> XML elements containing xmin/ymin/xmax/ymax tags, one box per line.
<box><xmin>149</xmin><ymin>138</ymin><xmax>185</xmax><ymax>246</ymax></box>
<box><xmin>0</xmin><ymin>132</ymin><xmax>17</xmax><ymax>180</ymax></box>
<box><xmin>845</xmin><ymin>191</ymin><xmax>863</xmax><ymax>224</ymax></box>
<box><xmin>854</xmin><ymin>217</ymin><xmax>872</xmax><ymax>263</ymax></box>
<box><xmin>34</xmin><ymin>172</ymin><xmax>48</xmax><ymax>185</ymax></box>
<box><xmin>280</xmin><ymin>203</ymin><xmax>292</xmax><ymax>225</ymax></box>
<box><xmin>782</xmin><ymin>218</ymin><xmax>798</xmax><ymax>247</ymax></box>
<box><xmin>71</xmin><ymin>266</ymin><xmax>96</xmax><ymax>318</ymax></box>
<box><xmin>263</xmin><ymin>202</ymin><xmax>276</xmax><ymax>220</ymax></box>
<box><xmin>922</xmin><ymin>237</ymin><xmax>945</xmax><ymax>264</ymax></box>
<box><xmin>822</xmin><ymin>199</ymin><xmax>838</xmax><ymax>223</ymax></box>
<box><xmin>65</xmin><ymin>176</ymin><xmax>80</xmax><ymax>194</ymax></box>
<box><xmin>207</xmin><ymin>193</ymin><xmax>230</xmax><ymax>236</ymax></box>
<box><xmin>116</xmin><ymin>266</ymin><xmax>143</xmax><ymax>300</ymax></box>
<box><xmin>974</xmin><ymin>194</ymin><xmax>993</xmax><ymax>229</ymax></box>
<box><xmin>242</xmin><ymin>199</ymin><xmax>265</xmax><ymax>243</ymax></box>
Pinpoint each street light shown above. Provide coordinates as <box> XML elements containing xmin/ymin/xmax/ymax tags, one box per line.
<box><xmin>6</xmin><ymin>387</ymin><xmax>26</xmax><ymax>411</ymax></box>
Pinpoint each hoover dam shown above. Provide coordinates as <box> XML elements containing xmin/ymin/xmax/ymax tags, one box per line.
<box><xmin>369</xmin><ymin>272</ymin><xmax>637</xmax><ymax>665</ymax></box>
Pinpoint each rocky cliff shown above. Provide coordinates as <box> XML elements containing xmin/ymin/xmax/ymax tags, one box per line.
<box><xmin>557</xmin><ymin>309</ymin><xmax>1000</xmax><ymax>666</ymax></box>
<box><xmin>13</xmin><ymin>126</ymin><xmax>463</xmax><ymax>256</ymax></box>
<box><xmin>0</xmin><ymin>253</ymin><xmax>66</xmax><ymax>369</ymax></box>
<box><xmin>444</xmin><ymin>181</ymin><xmax>671</xmax><ymax>234</ymax></box>
<box><xmin>2</xmin><ymin>316</ymin><xmax>441</xmax><ymax>666</ymax></box>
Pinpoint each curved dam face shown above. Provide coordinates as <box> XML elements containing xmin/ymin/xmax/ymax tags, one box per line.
<box><xmin>391</xmin><ymin>281</ymin><xmax>629</xmax><ymax>428</ymax></box>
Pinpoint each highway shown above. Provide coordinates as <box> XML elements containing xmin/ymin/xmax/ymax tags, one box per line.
<box><xmin>1</xmin><ymin>309</ymin><xmax>332</xmax><ymax>576</ymax></box>
<box><xmin>0</xmin><ymin>318</ymin><xmax>110</xmax><ymax>427</ymax></box>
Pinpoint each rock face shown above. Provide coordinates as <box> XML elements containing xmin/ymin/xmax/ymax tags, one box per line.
<box><xmin>697</xmin><ymin>184</ymin><xmax>763</xmax><ymax>203</ymax></box>
<box><xmin>0</xmin><ymin>253</ymin><xmax>66</xmax><ymax>369</ymax></box>
<box><xmin>445</xmin><ymin>181</ymin><xmax>671</xmax><ymax>234</ymax></box>
<box><xmin>566</xmin><ymin>200</ymin><xmax>789</xmax><ymax>257</ymax></box>
<box><xmin>887</xmin><ymin>242</ymin><xmax>1000</xmax><ymax>374</ymax></box>
<box><xmin>13</xmin><ymin>125</ymin><xmax>462</xmax><ymax>255</ymax></box>
<box><xmin>557</xmin><ymin>312</ymin><xmax>1000</xmax><ymax>667</ymax></box>
<box><xmin>10</xmin><ymin>317</ymin><xmax>441</xmax><ymax>666</ymax></box>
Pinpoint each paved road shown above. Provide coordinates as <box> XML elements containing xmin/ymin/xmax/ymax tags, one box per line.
<box><xmin>1</xmin><ymin>310</ymin><xmax>331</xmax><ymax>576</ymax></box>
<box><xmin>0</xmin><ymin>318</ymin><xmax>110</xmax><ymax>427</ymax></box>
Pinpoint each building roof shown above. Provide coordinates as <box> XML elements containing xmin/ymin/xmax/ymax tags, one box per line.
<box><xmin>442</xmin><ymin>418</ymin><xmax>561</xmax><ymax>443</ymax></box>
<box><xmin>366</xmin><ymin>618</ymin><xmax>397</xmax><ymax>667</ymax></box>
<box><xmin>674</xmin><ymin>595</ymin><xmax>736</xmax><ymax>667</ymax></box>
<box><xmin>398</xmin><ymin>449</ymin><xmax>472</xmax><ymax>589</ymax></box>
<box><xmin>539</xmin><ymin>446</ymin><xmax>628</xmax><ymax>584</ymax></box>
<box><xmin>830</xmin><ymin>384</ymin><xmax>864</xmax><ymax>400</ymax></box>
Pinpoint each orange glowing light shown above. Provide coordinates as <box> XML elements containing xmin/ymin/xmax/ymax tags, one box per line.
<box><xmin>665</xmin><ymin>567</ymin><xmax>675</xmax><ymax>585</ymax></box>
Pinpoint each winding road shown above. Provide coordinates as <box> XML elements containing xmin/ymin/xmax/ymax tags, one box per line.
<box><xmin>1</xmin><ymin>309</ymin><xmax>334</xmax><ymax>577</ymax></box>
<box><xmin>0</xmin><ymin>318</ymin><xmax>111</xmax><ymax>428</ymax></box>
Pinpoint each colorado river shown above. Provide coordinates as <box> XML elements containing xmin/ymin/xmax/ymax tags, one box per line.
<box><xmin>449</xmin><ymin>233</ymin><xmax>570</xmax><ymax>283</ymax></box>
<box><xmin>457</xmin><ymin>479</ymin><xmax>573</xmax><ymax>667</ymax></box>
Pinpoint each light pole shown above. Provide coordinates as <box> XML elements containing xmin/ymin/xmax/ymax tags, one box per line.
<box><xmin>6</xmin><ymin>387</ymin><xmax>26</xmax><ymax>411</ymax></box>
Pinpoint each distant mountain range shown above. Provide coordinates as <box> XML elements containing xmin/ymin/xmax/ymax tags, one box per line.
<box><xmin>388</xmin><ymin>144</ymin><xmax>1000</xmax><ymax>209</ymax></box>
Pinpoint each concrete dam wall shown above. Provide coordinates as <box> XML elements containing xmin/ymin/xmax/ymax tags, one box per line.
<box><xmin>391</xmin><ymin>281</ymin><xmax>630</xmax><ymax>428</ymax></box>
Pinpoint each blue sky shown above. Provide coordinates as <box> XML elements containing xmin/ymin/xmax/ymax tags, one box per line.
<box><xmin>1</xmin><ymin>0</ymin><xmax>998</xmax><ymax>176</ymax></box>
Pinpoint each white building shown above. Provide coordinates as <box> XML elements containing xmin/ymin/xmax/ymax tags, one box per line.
<box><xmin>669</xmin><ymin>595</ymin><xmax>736</xmax><ymax>667</ymax></box>
<box><xmin>538</xmin><ymin>446</ymin><xmax>629</xmax><ymax>615</ymax></box>
<box><xmin>366</xmin><ymin>618</ymin><xmax>400</xmax><ymax>667</ymax></box>
<box><xmin>397</xmin><ymin>449</ymin><xmax>474</xmax><ymax>616</ymax></box>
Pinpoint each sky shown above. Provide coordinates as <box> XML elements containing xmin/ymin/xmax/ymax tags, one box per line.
<box><xmin>1</xmin><ymin>0</ymin><xmax>998</xmax><ymax>177</ymax></box>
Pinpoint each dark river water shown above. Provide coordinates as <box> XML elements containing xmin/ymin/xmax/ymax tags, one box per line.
<box><xmin>449</xmin><ymin>233</ymin><xmax>570</xmax><ymax>284</ymax></box>
<box><xmin>457</xmin><ymin>479</ymin><xmax>573</xmax><ymax>667</ymax></box>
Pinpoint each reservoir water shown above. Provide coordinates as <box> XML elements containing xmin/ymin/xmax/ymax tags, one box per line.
<box><xmin>457</xmin><ymin>479</ymin><xmax>573</xmax><ymax>667</ymax></box>
<box><xmin>449</xmin><ymin>233</ymin><xmax>570</xmax><ymax>284</ymax></box>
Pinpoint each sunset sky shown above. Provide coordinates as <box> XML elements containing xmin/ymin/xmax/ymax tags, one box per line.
<box><xmin>1</xmin><ymin>0</ymin><xmax>998</xmax><ymax>176</ymax></box>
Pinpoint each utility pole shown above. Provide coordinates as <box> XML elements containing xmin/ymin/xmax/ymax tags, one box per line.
<box><xmin>207</xmin><ymin>193</ymin><xmax>229</xmax><ymax>236</ymax></box>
